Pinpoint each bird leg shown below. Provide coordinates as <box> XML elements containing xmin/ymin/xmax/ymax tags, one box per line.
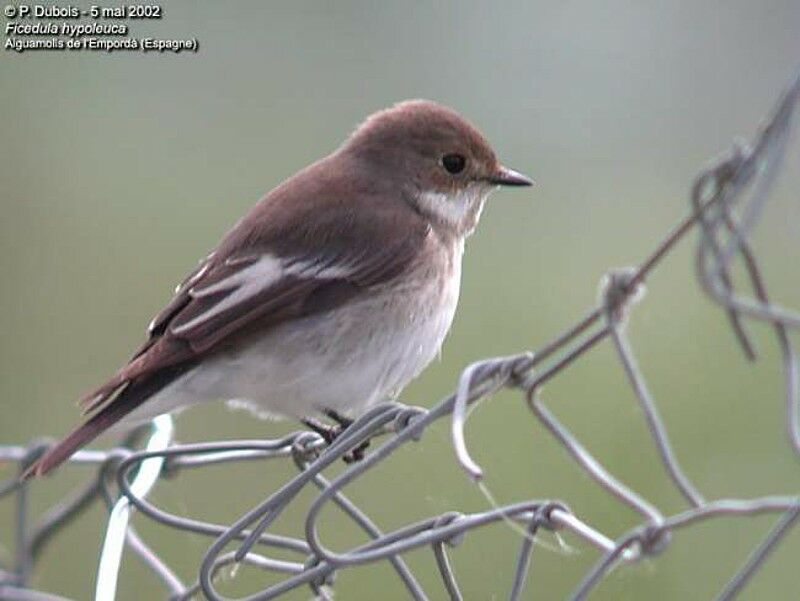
<box><xmin>324</xmin><ymin>409</ymin><xmax>353</xmax><ymax>429</ymax></box>
<box><xmin>301</xmin><ymin>410</ymin><xmax>370</xmax><ymax>463</ymax></box>
<box><xmin>301</xmin><ymin>416</ymin><xmax>338</xmax><ymax>445</ymax></box>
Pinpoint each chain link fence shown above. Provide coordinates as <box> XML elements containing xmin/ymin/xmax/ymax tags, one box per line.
<box><xmin>2</xmin><ymin>65</ymin><xmax>800</xmax><ymax>600</ymax></box>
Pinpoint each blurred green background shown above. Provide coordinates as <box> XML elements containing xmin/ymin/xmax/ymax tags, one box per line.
<box><xmin>2</xmin><ymin>1</ymin><xmax>800</xmax><ymax>599</ymax></box>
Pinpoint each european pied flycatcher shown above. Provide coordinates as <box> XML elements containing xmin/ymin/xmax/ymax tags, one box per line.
<box><xmin>28</xmin><ymin>100</ymin><xmax>532</xmax><ymax>477</ymax></box>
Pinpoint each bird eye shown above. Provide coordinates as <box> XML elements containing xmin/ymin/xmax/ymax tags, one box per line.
<box><xmin>441</xmin><ymin>153</ymin><xmax>466</xmax><ymax>175</ymax></box>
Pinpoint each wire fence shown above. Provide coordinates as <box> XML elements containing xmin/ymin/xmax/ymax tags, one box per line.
<box><xmin>2</xmin><ymin>65</ymin><xmax>800</xmax><ymax>600</ymax></box>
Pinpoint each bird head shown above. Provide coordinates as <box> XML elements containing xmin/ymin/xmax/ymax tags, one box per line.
<box><xmin>343</xmin><ymin>99</ymin><xmax>533</xmax><ymax>236</ymax></box>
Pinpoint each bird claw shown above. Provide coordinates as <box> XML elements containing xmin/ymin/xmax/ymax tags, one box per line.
<box><xmin>342</xmin><ymin>439</ymin><xmax>370</xmax><ymax>463</ymax></box>
<box><xmin>302</xmin><ymin>413</ymin><xmax>369</xmax><ymax>463</ymax></box>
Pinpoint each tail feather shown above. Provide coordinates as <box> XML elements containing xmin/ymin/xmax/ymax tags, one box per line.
<box><xmin>76</xmin><ymin>337</ymin><xmax>182</xmax><ymax>414</ymax></box>
<box><xmin>78</xmin><ymin>381</ymin><xmax>128</xmax><ymax>415</ymax></box>
<box><xmin>23</xmin><ymin>399</ymin><xmax>134</xmax><ymax>478</ymax></box>
<box><xmin>24</xmin><ymin>362</ymin><xmax>193</xmax><ymax>479</ymax></box>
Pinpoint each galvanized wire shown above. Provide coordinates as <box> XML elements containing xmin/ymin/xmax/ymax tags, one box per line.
<box><xmin>2</xmin><ymin>65</ymin><xmax>799</xmax><ymax>600</ymax></box>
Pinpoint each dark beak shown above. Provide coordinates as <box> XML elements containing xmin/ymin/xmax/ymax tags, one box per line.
<box><xmin>487</xmin><ymin>165</ymin><xmax>534</xmax><ymax>187</ymax></box>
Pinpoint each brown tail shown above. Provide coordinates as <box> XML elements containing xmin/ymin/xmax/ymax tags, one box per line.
<box><xmin>23</xmin><ymin>363</ymin><xmax>193</xmax><ymax>479</ymax></box>
<box><xmin>23</xmin><ymin>397</ymin><xmax>134</xmax><ymax>478</ymax></box>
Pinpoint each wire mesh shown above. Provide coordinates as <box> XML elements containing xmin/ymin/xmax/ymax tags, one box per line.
<box><xmin>2</xmin><ymin>65</ymin><xmax>800</xmax><ymax>600</ymax></box>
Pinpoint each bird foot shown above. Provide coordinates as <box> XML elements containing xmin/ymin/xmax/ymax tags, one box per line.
<box><xmin>302</xmin><ymin>412</ymin><xmax>370</xmax><ymax>463</ymax></box>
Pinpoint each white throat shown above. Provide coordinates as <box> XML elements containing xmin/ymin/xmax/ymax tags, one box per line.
<box><xmin>416</xmin><ymin>185</ymin><xmax>492</xmax><ymax>235</ymax></box>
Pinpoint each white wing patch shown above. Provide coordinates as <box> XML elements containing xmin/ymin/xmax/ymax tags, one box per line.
<box><xmin>190</xmin><ymin>255</ymin><xmax>283</xmax><ymax>299</ymax></box>
<box><xmin>170</xmin><ymin>254</ymin><xmax>354</xmax><ymax>335</ymax></box>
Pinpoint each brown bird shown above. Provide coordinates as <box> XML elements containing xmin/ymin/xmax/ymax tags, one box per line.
<box><xmin>27</xmin><ymin>100</ymin><xmax>532</xmax><ymax>478</ymax></box>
